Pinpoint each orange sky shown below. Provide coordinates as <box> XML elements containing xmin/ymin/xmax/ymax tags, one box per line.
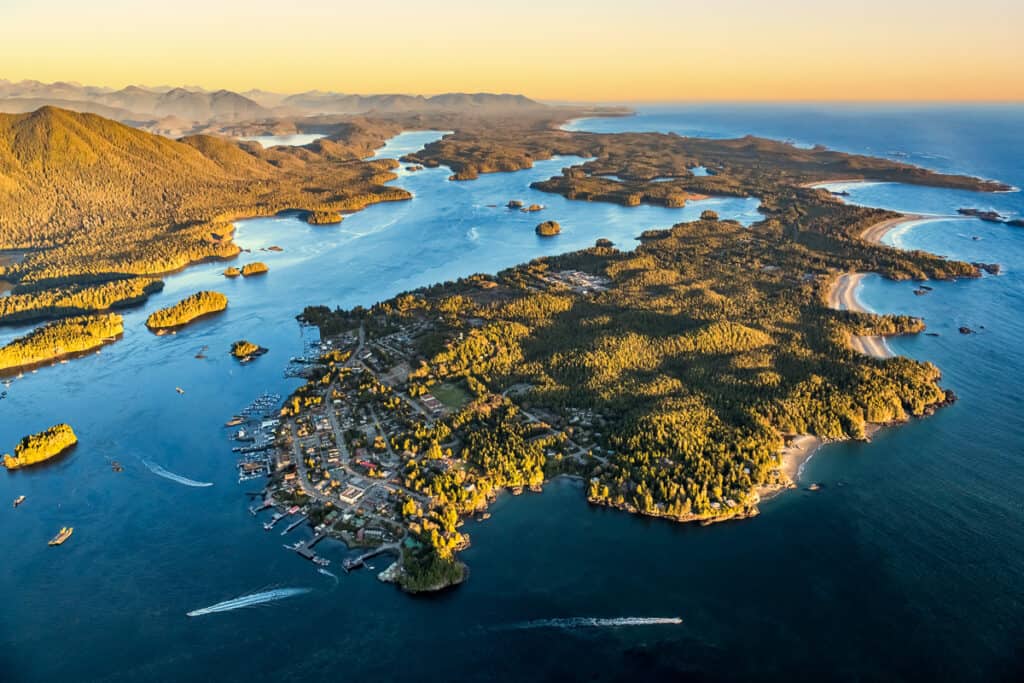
<box><xmin>1</xmin><ymin>0</ymin><xmax>1021</xmax><ymax>101</ymax></box>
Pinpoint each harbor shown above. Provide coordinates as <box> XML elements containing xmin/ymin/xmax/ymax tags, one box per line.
<box><xmin>227</xmin><ymin>392</ymin><xmax>281</xmax><ymax>483</ymax></box>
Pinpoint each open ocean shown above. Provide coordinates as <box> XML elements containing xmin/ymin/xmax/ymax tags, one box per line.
<box><xmin>2</xmin><ymin>104</ymin><xmax>1022</xmax><ymax>682</ymax></box>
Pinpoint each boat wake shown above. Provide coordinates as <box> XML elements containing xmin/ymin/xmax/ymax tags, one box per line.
<box><xmin>186</xmin><ymin>587</ymin><xmax>311</xmax><ymax>617</ymax></box>
<box><xmin>317</xmin><ymin>567</ymin><xmax>339</xmax><ymax>584</ymax></box>
<box><xmin>142</xmin><ymin>460</ymin><xmax>213</xmax><ymax>488</ymax></box>
<box><xmin>498</xmin><ymin>616</ymin><xmax>683</xmax><ymax>631</ymax></box>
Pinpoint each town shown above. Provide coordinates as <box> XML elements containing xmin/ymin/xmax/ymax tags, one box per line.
<box><xmin>231</xmin><ymin>267</ymin><xmax>616</xmax><ymax>591</ymax></box>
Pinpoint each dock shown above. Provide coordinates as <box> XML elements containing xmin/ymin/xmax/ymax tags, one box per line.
<box><xmin>249</xmin><ymin>500</ymin><xmax>273</xmax><ymax>516</ymax></box>
<box><xmin>342</xmin><ymin>544</ymin><xmax>398</xmax><ymax>573</ymax></box>
<box><xmin>281</xmin><ymin>515</ymin><xmax>308</xmax><ymax>536</ymax></box>
<box><xmin>285</xmin><ymin>531</ymin><xmax>331</xmax><ymax>566</ymax></box>
<box><xmin>263</xmin><ymin>512</ymin><xmax>287</xmax><ymax>530</ymax></box>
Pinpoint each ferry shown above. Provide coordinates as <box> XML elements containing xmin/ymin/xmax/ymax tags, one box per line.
<box><xmin>13</xmin><ymin>495</ymin><xmax>25</xmax><ymax>508</ymax></box>
<box><xmin>48</xmin><ymin>527</ymin><xmax>73</xmax><ymax>546</ymax></box>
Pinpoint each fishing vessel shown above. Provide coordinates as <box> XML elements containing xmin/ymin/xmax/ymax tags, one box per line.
<box><xmin>48</xmin><ymin>527</ymin><xmax>73</xmax><ymax>546</ymax></box>
<box><xmin>13</xmin><ymin>495</ymin><xmax>25</xmax><ymax>508</ymax></box>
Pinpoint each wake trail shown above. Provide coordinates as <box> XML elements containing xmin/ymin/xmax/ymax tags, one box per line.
<box><xmin>498</xmin><ymin>617</ymin><xmax>683</xmax><ymax>631</ymax></box>
<box><xmin>317</xmin><ymin>568</ymin><xmax>340</xmax><ymax>584</ymax></box>
<box><xmin>142</xmin><ymin>460</ymin><xmax>213</xmax><ymax>488</ymax></box>
<box><xmin>186</xmin><ymin>587</ymin><xmax>311</xmax><ymax>617</ymax></box>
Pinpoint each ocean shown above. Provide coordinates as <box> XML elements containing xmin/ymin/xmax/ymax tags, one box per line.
<box><xmin>1</xmin><ymin>105</ymin><xmax>1022</xmax><ymax>682</ymax></box>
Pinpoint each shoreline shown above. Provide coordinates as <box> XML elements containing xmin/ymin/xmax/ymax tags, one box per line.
<box><xmin>822</xmin><ymin>211</ymin><xmax>941</xmax><ymax>360</ymax></box>
<box><xmin>826</xmin><ymin>273</ymin><xmax>894</xmax><ymax>359</ymax></box>
<box><xmin>859</xmin><ymin>213</ymin><xmax>929</xmax><ymax>244</ymax></box>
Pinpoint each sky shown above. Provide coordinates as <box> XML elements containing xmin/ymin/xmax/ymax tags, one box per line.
<box><xmin>1</xmin><ymin>0</ymin><xmax>1021</xmax><ymax>101</ymax></box>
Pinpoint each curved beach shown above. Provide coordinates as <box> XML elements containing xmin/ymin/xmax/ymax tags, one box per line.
<box><xmin>823</xmin><ymin>211</ymin><xmax>937</xmax><ymax>360</ymax></box>
<box><xmin>826</xmin><ymin>273</ymin><xmax>894</xmax><ymax>359</ymax></box>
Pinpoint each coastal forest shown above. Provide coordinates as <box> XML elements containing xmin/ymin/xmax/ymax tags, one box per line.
<box><xmin>296</xmin><ymin>116</ymin><xmax>1001</xmax><ymax>574</ymax></box>
<box><xmin>3</xmin><ymin>423</ymin><xmax>78</xmax><ymax>469</ymax></box>
<box><xmin>0</xmin><ymin>107</ymin><xmax>410</xmax><ymax>349</ymax></box>
<box><xmin>145</xmin><ymin>291</ymin><xmax>228</xmax><ymax>330</ymax></box>
<box><xmin>0</xmin><ymin>313</ymin><xmax>123</xmax><ymax>372</ymax></box>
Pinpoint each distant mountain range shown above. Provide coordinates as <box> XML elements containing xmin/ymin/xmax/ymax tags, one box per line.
<box><xmin>0</xmin><ymin>79</ymin><xmax>547</xmax><ymax>131</ymax></box>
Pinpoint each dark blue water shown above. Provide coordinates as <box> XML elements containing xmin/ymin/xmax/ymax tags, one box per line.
<box><xmin>2</xmin><ymin>106</ymin><xmax>1022</xmax><ymax>682</ymax></box>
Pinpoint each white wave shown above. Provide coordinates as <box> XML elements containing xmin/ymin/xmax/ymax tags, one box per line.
<box><xmin>186</xmin><ymin>587</ymin><xmax>311</xmax><ymax>617</ymax></box>
<box><xmin>500</xmin><ymin>616</ymin><xmax>682</xmax><ymax>630</ymax></box>
<box><xmin>142</xmin><ymin>460</ymin><xmax>213</xmax><ymax>488</ymax></box>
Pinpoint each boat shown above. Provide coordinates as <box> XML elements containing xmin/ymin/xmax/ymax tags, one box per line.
<box><xmin>175</xmin><ymin>387</ymin><xmax>185</xmax><ymax>395</ymax></box>
<box><xmin>111</xmin><ymin>460</ymin><xmax>124</xmax><ymax>472</ymax></box>
<box><xmin>225</xmin><ymin>416</ymin><xmax>244</xmax><ymax>427</ymax></box>
<box><xmin>48</xmin><ymin>527</ymin><xmax>73</xmax><ymax>546</ymax></box>
<box><xmin>13</xmin><ymin>495</ymin><xmax>25</xmax><ymax>508</ymax></box>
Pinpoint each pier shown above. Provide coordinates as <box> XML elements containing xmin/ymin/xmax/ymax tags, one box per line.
<box><xmin>281</xmin><ymin>515</ymin><xmax>308</xmax><ymax>535</ymax></box>
<box><xmin>249</xmin><ymin>499</ymin><xmax>273</xmax><ymax>516</ymax></box>
<box><xmin>263</xmin><ymin>512</ymin><xmax>287</xmax><ymax>530</ymax></box>
<box><xmin>286</xmin><ymin>531</ymin><xmax>331</xmax><ymax>565</ymax></box>
<box><xmin>342</xmin><ymin>543</ymin><xmax>399</xmax><ymax>573</ymax></box>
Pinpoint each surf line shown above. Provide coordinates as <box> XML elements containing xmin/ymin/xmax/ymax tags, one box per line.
<box><xmin>142</xmin><ymin>459</ymin><xmax>213</xmax><ymax>488</ymax></box>
<box><xmin>499</xmin><ymin>617</ymin><xmax>683</xmax><ymax>630</ymax></box>
<box><xmin>186</xmin><ymin>587</ymin><xmax>311</xmax><ymax>617</ymax></box>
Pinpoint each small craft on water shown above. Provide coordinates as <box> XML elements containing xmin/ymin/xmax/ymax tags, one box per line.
<box><xmin>13</xmin><ymin>495</ymin><xmax>25</xmax><ymax>508</ymax></box>
<box><xmin>49</xmin><ymin>527</ymin><xmax>73</xmax><ymax>546</ymax></box>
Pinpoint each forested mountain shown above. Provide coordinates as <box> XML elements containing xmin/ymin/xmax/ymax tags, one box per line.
<box><xmin>0</xmin><ymin>106</ymin><xmax>407</xmax><ymax>288</ymax></box>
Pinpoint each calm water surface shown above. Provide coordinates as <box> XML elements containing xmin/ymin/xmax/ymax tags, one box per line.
<box><xmin>2</xmin><ymin>106</ymin><xmax>1023</xmax><ymax>682</ymax></box>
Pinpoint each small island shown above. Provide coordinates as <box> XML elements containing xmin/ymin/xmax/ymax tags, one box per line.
<box><xmin>0</xmin><ymin>313</ymin><xmax>123</xmax><ymax>372</ymax></box>
<box><xmin>231</xmin><ymin>340</ymin><xmax>268</xmax><ymax>362</ymax></box>
<box><xmin>3</xmin><ymin>424</ymin><xmax>78</xmax><ymax>470</ymax></box>
<box><xmin>223</xmin><ymin>267</ymin><xmax>241</xmax><ymax>278</ymax></box>
<box><xmin>535</xmin><ymin>220</ymin><xmax>561</xmax><ymax>236</ymax></box>
<box><xmin>145</xmin><ymin>291</ymin><xmax>228</xmax><ymax>331</ymax></box>
<box><xmin>241</xmin><ymin>262</ymin><xmax>269</xmax><ymax>277</ymax></box>
<box><xmin>306</xmin><ymin>210</ymin><xmax>343</xmax><ymax>225</ymax></box>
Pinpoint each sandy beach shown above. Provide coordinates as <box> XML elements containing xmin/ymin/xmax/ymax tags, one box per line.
<box><xmin>827</xmin><ymin>273</ymin><xmax>895</xmax><ymax>359</ymax></box>
<box><xmin>822</xmin><ymin>211</ymin><xmax>936</xmax><ymax>359</ymax></box>
<box><xmin>859</xmin><ymin>213</ymin><xmax>928</xmax><ymax>244</ymax></box>
<box><xmin>757</xmin><ymin>435</ymin><xmax>824</xmax><ymax>500</ymax></box>
<box><xmin>799</xmin><ymin>178</ymin><xmax>870</xmax><ymax>189</ymax></box>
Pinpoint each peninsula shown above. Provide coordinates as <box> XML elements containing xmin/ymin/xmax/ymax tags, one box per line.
<box><xmin>222</xmin><ymin>108</ymin><xmax>1011</xmax><ymax>592</ymax></box>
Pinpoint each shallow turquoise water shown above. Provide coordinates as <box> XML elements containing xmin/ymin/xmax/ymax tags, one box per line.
<box><xmin>2</xmin><ymin>107</ymin><xmax>1022</xmax><ymax>682</ymax></box>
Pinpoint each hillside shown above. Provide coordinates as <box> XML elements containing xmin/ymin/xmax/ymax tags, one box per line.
<box><xmin>0</xmin><ymin>106</ymin><xmax>408</xmax><ymax>288</ymax></box>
